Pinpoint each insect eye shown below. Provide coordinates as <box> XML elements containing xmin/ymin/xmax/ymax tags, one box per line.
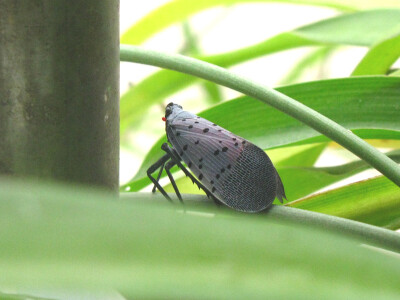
<box><xmin>165</xmin><ymin>107</ymin><xmax>172</xmax><ymax>117</ymax></box>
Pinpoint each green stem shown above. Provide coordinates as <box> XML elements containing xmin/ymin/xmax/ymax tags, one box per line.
<box><xmin>122</xmin><ymin>193</ymin><xmax>400</xmax><ymax>253</ymax></box>
<box><xmin>120</xmin><ymin>44</ymin><xmax>400</xmax><ymax>187</ymax></box>
<box><xmin>267</xmin><ymin>205</ymin><xmax>400</xmax><ymax>253</ymax></box>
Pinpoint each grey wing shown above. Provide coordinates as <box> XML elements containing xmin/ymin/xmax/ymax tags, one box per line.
<box><xmin>167</xmin><ymin>116</ymin><xmax>245</xmax><ymax>197</ymax></box>
<box><xmin>167</xmin><ymin>115</ymin><xmax>283</xmax><ymax>212</ymax></box>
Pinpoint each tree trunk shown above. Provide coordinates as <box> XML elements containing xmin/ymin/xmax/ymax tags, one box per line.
<box><xmin>0</xmin><ymin>1</ymin><xmax>120</xmax><ymax>191</ymax></box>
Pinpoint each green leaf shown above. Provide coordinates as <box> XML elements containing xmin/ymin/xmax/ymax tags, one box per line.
<box><xmin>121</xmin><ymin>1</ymin><xmax>400</xmax><ymax>45</ymax></box>
<box><xmin>352</xmin><ymin>33</ymin><xmax>400</xmax><ymax>75</ymax></box>
<box><xmin>280</xmin><ymin>150</ymin><xmax>400</xmax><ymax>200</ymax></box>
<box><xmin>123</xmin><ymin>76</ymin><xmax>400</xmax><ymax>191</ymax></box>
<box><xmin>288</xmin><ymin>176</ymin><xmax>400</xmax><ymax>229</ymax></box>
<box><xmin>121</xmin><ymin>9</ymin><xmax>400</xmax><ymax>131</ymax></box>
<box><xmin>2</xmin><ymin>177</ymin><xmax>400</xmax><ymax>298</ymax></box>
<box><xmin>273</xmin><ymin>143</ymin><xmax>328</xmax><ymax>167</ymax></box>
<box><xmin>293</xmin><ymin>8</ymin><xmax>400</xmax><ymax>46</ymax></box>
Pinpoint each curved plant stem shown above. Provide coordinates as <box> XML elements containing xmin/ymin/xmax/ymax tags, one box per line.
<box><xmin>122</xmin><ymin>193</ymin><xmax>400</xmax><ymax>253</ymax></box>
<box><xmin>266</xmin><ymin>205</ymin><xmax>400</xmax><ymax>253</ymax></box>
<box><xmin>120</xmin><ymin>45</ymin><xmax>400</xmax><ymax>186</ymax></box>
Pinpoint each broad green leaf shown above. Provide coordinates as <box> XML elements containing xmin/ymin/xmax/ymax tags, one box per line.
<box><xmin>280</xmin><ymin>150</ymin><xmax>400</xmax><ymax>200</ymax></box>
<box><xmin>121</xmin><ymin>0</ymin><xmax>400</xmax><ymax>45</ymax></box>
<box><xmin>122</xmin><ymin>76</ymin><xmax>400</xmax><ymax>191</ymax></box>
<box><xmin>293</xmin><ymin>8</ymin><xmax>400</xmax><ymax>46</ymax></box>
<box><xmin>288</xmin><ymin>176</ymin><xmax>400</xmax><ymax>229</ymax></box>
<box><xmin>272</xmin><ymin>142</ymin><xmax>327</xmax><ymax>167</ymax></box>
<box><xmin>352</xmin><ymin>33</ymin><xmax>400</xmax><ymax>75</ymax></box>
<box><xmin>1</xmin><ymin>177</ymin><xmax>400</xmax><ymax>298</ymax></box>
<box><xmin>121</xmin><ymin>9</ymin><xmax>400</xmax><ymax>131</ymax></box>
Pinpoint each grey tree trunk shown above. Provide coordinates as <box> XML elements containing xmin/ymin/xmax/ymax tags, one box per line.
<box><xmin>0</xmin><ymin>1</ymin><xmax>120</xmax><ymax>191</ymax></box>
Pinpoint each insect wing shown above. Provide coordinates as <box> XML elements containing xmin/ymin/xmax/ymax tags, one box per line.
<box><xmin>167</xmin><ymin>114</ymin><xmax>280</xmax><ymax>212</ymax></box>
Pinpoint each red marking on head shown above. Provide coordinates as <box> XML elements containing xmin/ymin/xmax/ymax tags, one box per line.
<box><xmin>162</xmin><ymin>117</ymin><xmax>166</xmax><ymax>122</ymax></box>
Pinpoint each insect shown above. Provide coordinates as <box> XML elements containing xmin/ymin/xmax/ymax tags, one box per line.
<box><xmin>147</xmin><ymin>102</ymin><xmax>286</xmax><ymax>213</ymax></box>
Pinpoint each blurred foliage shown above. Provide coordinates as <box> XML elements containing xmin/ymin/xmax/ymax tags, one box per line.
<box><xmin>1</xmin><ymin>177</ymin><xmax>400</xmax><ymax>299</ymax></box>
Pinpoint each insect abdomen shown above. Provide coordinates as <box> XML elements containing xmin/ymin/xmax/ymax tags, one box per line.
<box><xmin>219</xmin><ymin>143</ymin><xmax>278</xmax><ymax>212</ymax></box>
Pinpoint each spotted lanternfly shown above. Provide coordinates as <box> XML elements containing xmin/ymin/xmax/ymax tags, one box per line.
<box><xmin>147</xmin><ymin>102</ymin><xmax>286</xmax><ymax>213</ymax></box>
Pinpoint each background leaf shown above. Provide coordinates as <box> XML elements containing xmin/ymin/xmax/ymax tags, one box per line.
<box><xmin>352</xmin><ymin>33</ymin><xmax>400</xmax><ymax>75</ymax></box>
<box><xmin>288</xmin><ymin>175</ymin><xmax>400</xmax><ymax>229</ymax></box>
<box><xmin>274</xmin><ymin>143</ymin><xmax>328</xmax><ymax>167</ymax></box>
<box><xmin>121</xmin><ymin>1</ymin><xmax>400</xmax><ymax>45</ymax></box>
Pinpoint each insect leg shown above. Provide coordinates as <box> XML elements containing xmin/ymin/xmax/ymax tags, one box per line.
<box><xmin>164</xmin><ymin>160</ymin><xmax>183</xmax><ymax>203</ymax></box>
<box><xmin>151</xmin><ymin>159</ymin><xmax>166</xmax><ymax>193</ymax></box>
<box><xmin>161</xmin><ymin>143</ymin><xmax>214</xmax><ymax>199</ymax></box>
<box><xmin>147</xmin><ymin>153</ymin><xmax>172</xmax><ymax>202</ymax></box>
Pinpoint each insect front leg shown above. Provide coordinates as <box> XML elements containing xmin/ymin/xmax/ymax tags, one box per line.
<box><xmin>147</xmin><ymin>153</ymin><xmax>172</xmax><ymax>202</ymax></box>
<box><xmin>151</xmin><ymin>159</ymin><xmax>166</xmax><ymax>193</ymax></box>
<box><xmin>164</xmin><ymin>160</ymin><xmax>184</xmax><ymax>203</ymax></box>
<box><xmin>161</xmin><ymin>143</ymin><xmax>214</xmax><ymax>200</ymax></box>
